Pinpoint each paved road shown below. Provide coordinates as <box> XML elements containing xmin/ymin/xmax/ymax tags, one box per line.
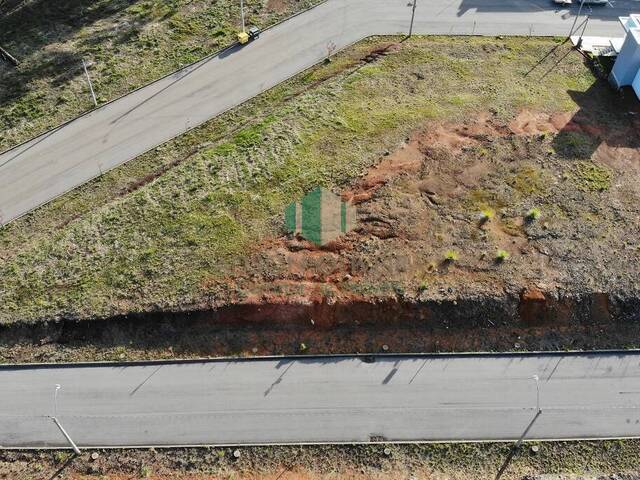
<box><xmin>1</xmin><ymin>353</ymin><xmax>640</xmax><ymax>448</ymax></box>
<box><xmin>0</xmin><ymin>0</ymin><xmax>636</xmax><ymax>226</ymax></box>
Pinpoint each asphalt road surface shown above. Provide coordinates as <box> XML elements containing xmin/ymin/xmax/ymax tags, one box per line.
<box><xmin>0</xmin><ymin>0</ymin><xmax>637</xmax><ymax>225</ymax></box>
<box><xmin>1</xmin><ymin>352</ymin><xmax>640</xmax><ymax>448</ymax></box>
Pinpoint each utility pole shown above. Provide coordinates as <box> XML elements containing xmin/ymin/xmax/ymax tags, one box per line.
<box><xmin>82</xmin><ymin>58</ymin><xmax>98</xmax><ymax>108</ymax></box>
<box><xmin>240</xmin><ymin>0</ymin><xmax>246</xmax><ymax>33</ymax></box>
<box><xmin>576</xmin><ymin>14</ymin><xmax>591</xmax><ymax>49</ymax></box>
<box><xmin>568</xmin><ymin>0</ymin><xmax>586</xmax><ymax>37</ymax></box>
<box><xmin>409</xmin><ymin>0</ymin><xmax>418</xmax><ymax>36</ymax></box>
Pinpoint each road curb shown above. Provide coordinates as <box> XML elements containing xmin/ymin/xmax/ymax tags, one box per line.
<box><xmin>3</xmin><ymin>435</ymin><xmax>640</xmax><ymax>451</ymax></box>
<box><xmin>1</xmin><ymin>349</ymin><xmax>639</xmax><ymax>370</ymax></box>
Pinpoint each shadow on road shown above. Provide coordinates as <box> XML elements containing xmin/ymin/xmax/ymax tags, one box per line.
<box><xmin>107</xmin><ymin>41</ymin><xmax>244</xmax><ymax>128</ymax></box>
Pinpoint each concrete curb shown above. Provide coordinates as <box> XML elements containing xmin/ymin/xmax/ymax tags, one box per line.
<box><xmin>1</xmin><ymin>349</ymin><xmax>639</xmax><ymax>370</ymax></box>
<box><xmin>3</xmin><ymin>435</ymin><xmax>640</xmax><ymax>451</ymax></box>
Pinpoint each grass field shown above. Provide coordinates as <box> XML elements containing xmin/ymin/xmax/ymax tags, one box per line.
<box><xmin>0</xmin><ymin>0</ymin><xmax>316</xmax><ymax>150</ymax></box>
<box><xmin>0</xmin><ymin>35</ymin><xmax>603</xmax><ymax>324</ymax></box>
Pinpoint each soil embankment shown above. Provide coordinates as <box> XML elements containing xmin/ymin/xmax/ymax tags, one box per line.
<box><xmin>2</xmin><ymin>290</ymin><xmax>640</xmax><ymax>363</ymax></box>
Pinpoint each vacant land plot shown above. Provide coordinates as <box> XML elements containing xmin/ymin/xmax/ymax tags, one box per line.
<box><xmin>0</xmin><ymin>0</ymin><xmax>315</xmax><ymax>149</ymax></box>
<box><xmin>1</xmin><ymin>36</ymin><xmax>639</xmax><ymax>327</ymax></box>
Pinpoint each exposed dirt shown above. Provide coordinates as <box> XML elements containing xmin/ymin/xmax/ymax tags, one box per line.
<box><xmin>2</xmin><ymin>442</ymin><xmax>640</xmax><ymax>480</ymax></box>
<box><xmin>209</xmin><ymin>103</ymin><xmax>640</xmax><ymax>329</ymax></box>
<box><xmin>266</xmin><ymin>0</ymin><xmax>289</xmax><ymax>14</ymax></box>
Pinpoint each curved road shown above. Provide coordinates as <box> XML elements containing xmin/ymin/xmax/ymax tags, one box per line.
<box><xmin>1</xmin><ymin>352</ymin><xmax>640</xmax><ymax>448</ymax></box>
<box><xmin>0</xmin><ymin>0</ymin><xmax>635</xmax><ymax>225</ymax></box>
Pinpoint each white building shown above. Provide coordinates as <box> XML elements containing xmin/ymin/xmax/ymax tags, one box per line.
<box><xmin>609</xmin><ymin>14</ymin><xmax>640</xmax><ymax>97</ymax></box>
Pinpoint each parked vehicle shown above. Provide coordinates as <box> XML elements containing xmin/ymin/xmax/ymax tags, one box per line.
<box><xmin>237</xmin><ymin>26</ymin><xmax>261</xmax><ymax>45</ymax></box>
<box><xmin>553</xmin><ymin>0</ymin><xmax>609</xmax><ymax>5</ymax></box>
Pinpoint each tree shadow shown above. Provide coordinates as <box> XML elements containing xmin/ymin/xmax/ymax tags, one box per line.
<box><xmin>0</xmin><ymin>0</ymin><xmax>162</xmax><ymax>114</ymax></box>
<box><xmin>0</xmin><ymin>0</ymin><xmax>140</xmax><ymax>58</ymax></box>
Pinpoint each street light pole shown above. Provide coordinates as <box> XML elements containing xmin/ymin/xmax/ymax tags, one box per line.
<box><xmin>53</xmin><ymin>384</ymin><xmax>61</xmax><ymax>418</ymax></box>
<box><xmin>576</xmin><ymin>14</ymin><xmax>590</xmax><ymax>49</ymax></box>
<box><xmin>569</xmin><ymin>0</ymin><xmax>586</xmax><ymax>37</ymax></box>
<box><xmin>532</xmin><ymin>375</ymin><xmax>541</xmax><ymax>413</ymax></box>
<box><xmin>409</xmin><ymin>0</ymin><xmax>418</xmax><ymax>37</ymax></box>
<box><xmin>50</xmin><ymin>384</ymin><xmax>81</xmax><ymax>455</ymax></box>
<box><xmin>82</xmin><ymin>59</ymin><xmax>98</xmax><ymax>108</ymax></box>
<box><xmin>240</xmin><ymin>0</ymin><xmax>246</xmax><ymax>33</ymax></box>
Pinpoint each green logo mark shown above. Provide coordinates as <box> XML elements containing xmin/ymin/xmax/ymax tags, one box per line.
<box><xmin>285</xmin><ymin>186</ymin><xmax>356</xmax><ymax>246</ymax></box>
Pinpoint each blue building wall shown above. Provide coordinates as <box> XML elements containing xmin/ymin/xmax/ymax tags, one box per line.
<box><xmin>633</xmin><ymin>68</ymin><xmax>640</xmax><ymax>94</ymax></box>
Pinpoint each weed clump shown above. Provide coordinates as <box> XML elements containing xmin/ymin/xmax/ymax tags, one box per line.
<box><xmin>526</xmin><ymin>207</ymin><xmax>542</xmax><ymax>221</ymax></box>
<box><xmin>553</xmin><ymin>131</ymin><xmax>599</xmax><ymax>159</ymax></box>
<box><xmin>479</xmin><ymin>208</ymin><xmax>495</xmax><ymax>223</ymax></box>
<box><xmin>495</xmin><ymin>250</ymin><xmax>510</xmax><ymax>262</ymax></box>
<box><xmin>444</xmin><ymin>250</ymin><xmax>459</xmax><ymax>262</ymax></box>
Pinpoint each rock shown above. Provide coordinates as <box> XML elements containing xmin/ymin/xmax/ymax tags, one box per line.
<box><xmin>90</xmin><ymin>452</ymin><xmax>99</xmax><ymax>461</ymax></box>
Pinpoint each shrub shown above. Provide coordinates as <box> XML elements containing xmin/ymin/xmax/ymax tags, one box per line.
<box><xmin>526</xmin><ymin>207</ymin><xmax>541</xmax><ymax>221</ymax></box>
<box><xmin>479</xmin><ymin>208</ymin><xmax>494</xmax><ymax>223</ymax></box>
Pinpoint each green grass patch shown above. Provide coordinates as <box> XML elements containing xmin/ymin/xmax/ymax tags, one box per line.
<box><xmin>553</xmin><ymin>130</ymin><xmax>600</xmax><ymax>158</ymax></box>
<box><xmin>572</xmin><ymin>161</ymin><xmax>613</xmax><ymax>192</ymax></box>
<box><xmin>0</xmin><ymin>0</ymin><xmax>317</xmax><ymax>150</ymax></box>
<box><xmin>0</xmin><ymin>36</ymin><xmax>604</xmax><ymax>323</ymax></box>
